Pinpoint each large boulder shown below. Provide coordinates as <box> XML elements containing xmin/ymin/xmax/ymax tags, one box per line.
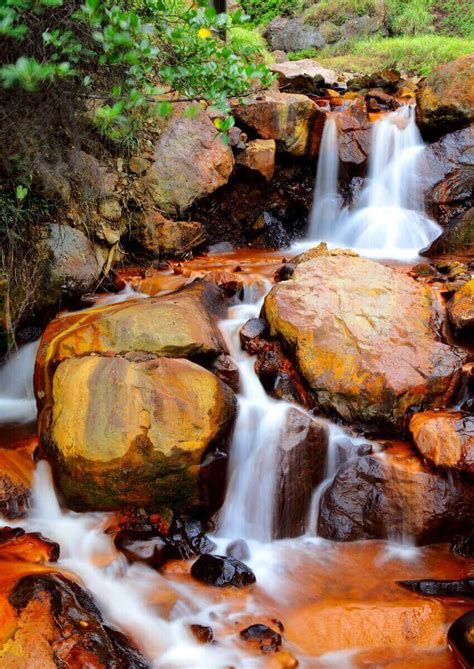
<box><xmin>410</xmin><ymin>410</ymin><xmax>474</xmax><ymax>475</ymax></box>
<box><xmin>317</xmin><ymin>442</ymin><xmax>474</xmax><ymax>544</ymax></box>
<box><xmin>144</xmin><ymin>110</ymin><xmax>234</xmax><ymax>214</ymax></box>
<box><xmin>263</xmin><ymin>252</ymin><xmax>462</xmax><ymax>430</ymax></box>
<box><xmin>269</xmin><ymin>59</ymin><xmax>346</xmax><ymax>93</ymax></box>
<box><xmin>46</xmin><ymin>224</ymin><xmax>104</xmax><ymax>296</ymax></box>
<box><xmin>421</xmin><ymin>126</ymin><xmax>474</xmax><ymax>228</ymax></box>
<box><xmin>266</xmin><ymin>17</ymin><xmax>325</xmax><ymax>52</ymax></box>
<box><xmin>43</xmin><ymin>355</ymin><xmax>236</xmax><ymax>511</ymax></box>
<box><xmin>448</xmin><ymin>279</ymin><xmax>474</xmax><ymax>334</ymax></box>
<box><xmin>233</xmin><ymin>91</ymin><xmax>324</xmax><ymax>157</ymax></box>
<box><xmin>35</xmin><ymin>281</ymin><xmax>228</xmax><ymax>421</ymax></box>
<box><xmin>417</xmin><ymin>54</ymin><xmax>474</xmax><ymax>137</ymax></box>
<box><xmin>133</xmin><ymin>212</ymin><xmax>206</xmax><ymax>257</ymax></box>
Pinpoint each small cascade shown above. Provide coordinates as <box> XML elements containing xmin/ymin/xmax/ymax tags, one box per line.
<box><xmin>217</xmin><ymin>290</ymin><xmax>292</xmax><ymax>543</ymax></box>
<box><xmin>305</xmin><ymin>105</ymin><xmax>442</xmax><ymax>259</ymax></box>
<box><xmin>0</xmin><ymin>340</ymin><xmax>39</xmax><ymax>424</ymax></box>
<box><xmin>307</xmin><ymin>114</ymin><xmax>341</xmax><ymax>240</ymax></box>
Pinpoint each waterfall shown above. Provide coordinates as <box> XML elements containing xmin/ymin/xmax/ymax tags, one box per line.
<box><xmin>217</xmin><ymin>293</ymin><xmax>292</xmax><ymax>543</ymax></box>
<box><xmin>0</xmin><ymin>340</ymin><xmax>39</xmax><ymax>424</ymax></box>
<box><xmin>306</xmin><ymin>105</ymin><xmax>442</xmax><ymax>259</ymax></box>
<box><xmin>307</xmin><ymin>115</ymin><xmax>341</xmax><ymax>240</ymax></box>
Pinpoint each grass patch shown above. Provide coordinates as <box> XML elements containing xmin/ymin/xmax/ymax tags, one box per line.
<box><xmin>228</xmin><ymin>25</ymin><xmax>273</xmax><ymax>62</ymax></box>
<box><xmin>303</xmin><ymin>0</ymin><xmax>383</xmax><ymax>27</ymax></box>
<box><xmin>289</xmin><ymin>35</ymin><xmax>474</xmax><ymax>75</ymax></box>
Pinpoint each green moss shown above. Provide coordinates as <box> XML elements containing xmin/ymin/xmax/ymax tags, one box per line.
<box><xmin>303</xmin><ymin>0</ymin><xmax>382</xmax><ymax>26</ymax></box>
<box><xmin>289</xmin><ymin>35</ymin><xmax>474</xmax><ymax>75</ymax></box>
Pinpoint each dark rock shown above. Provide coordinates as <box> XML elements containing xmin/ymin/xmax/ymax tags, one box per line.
<box><xmin>15</xmin><ymin>325</ymin><xmax>42</xmax><ymax>346</ymax></box>
<box><xmin>317</xmin><ymin>443</ymin><xmax>474</xmax><ymax>545</ymax></box>
<box><xmin>255</xmin><ymin>341</ymin><xmax>313</xmax><ymax>407</ymax></box>
<box><xmin>191</xmin><ymin>554</ymin><xmax>256</xmax><ymax>588</ymax></box>
<box><xmin>210</xmin><ymin>354</ymin><xmax>240</xmax><ymax>394</ymax></box>
<box><xmin>163</xmin><ymin>517</ymin><xmax>216</xmax><ymax>561</ymax></box>
<box><xmin>448</xmin><ymin>610</ymin><xmax>474</xmax><ymax>668</ymax></box>
<box><xmin>240</xmin><ymin>318</ymin><xmax>268</xmax><ymax>354</ymax></box>
<box><xmin>114</xmin><ymin>529</ymin><xmax>167</xmax><ymax>568</ymax></box>
<box><xmin>462</xmin><ymin>398</ymin><xmax>474</xmax><ymax>413</ymax></box>
<box><xmin>8</xmin><ymin>573</ymin><xmax>150</xmax><ymax>668</ymax></box>
<box><xmin>421</xmin><ymin>126</ymin><xmax>474</xmax><ymax>229</ymax></box>
<box><xmin>226</xmin><ymin>539</ymin><xmax>250</xmax><ymax>562</ymax></box>
<box><xmin>190</xmin><ymin>624</ymin><xmax>214</xmax><ymax>643</ymax></box>
<box><xmin>452</xmin><ymin>534</ymin><xmax>474</xmax><ymax>558</ymax></box>
<box><xmin>425</xmin><ymin>207</ymin><xmax>474</xmax><ymax>256</ymax></box>
<box><xmin>347</xmin><ymin>69</ymin><xmax>401</xmax><ymax>93</ymax></box>
<box><xmin>252</xmin><ymin>212</ymin><xmax>291</xmax><ymax>250</ymax></box>
<box><xmin>398</xmin><ymin>578</ymin><xmax>474</xmax><ymax>599</ymax></box>
<box><xmin>240</xmin><ymin>624</ymin><xmax>282</xmax><ymax>653</ymax></box>
<box><xmin>274</xmin><ymin>409</ymin><xmax>328</xmax><ymax>539</ymax></box>
<box><xmin>275</xmin><ymin>263</ymin><xmax>296</xmax><ymax>282</ymax></box>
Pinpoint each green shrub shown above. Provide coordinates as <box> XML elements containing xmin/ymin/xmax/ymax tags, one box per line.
<box><xmin>387</xmin><ymin>0</ymin><xmax>434</xmax><ymax>34</ymax></box>
<box><xmin>228</xmin><ymin>25</ymin><xmax>272</xmax><ymax>61</ymax></box>
<box><xmin>240</xmin><ymin>0</ymin><xmax>303</xmax><ymax>24</ymax></box>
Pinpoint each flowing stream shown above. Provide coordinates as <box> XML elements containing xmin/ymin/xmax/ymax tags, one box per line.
<box><xmin>305</xmin><ymin>105</ymin><xmax>442</xmax><ymax>259</ymax></box>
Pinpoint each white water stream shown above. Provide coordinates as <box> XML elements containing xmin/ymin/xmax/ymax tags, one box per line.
<box><xmin>305</xmin><ymin>105</ymin><xmax>442</xmax><ymax>260</ymax></box>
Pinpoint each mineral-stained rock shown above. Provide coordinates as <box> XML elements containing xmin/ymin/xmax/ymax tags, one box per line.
<box><xmin>409</xmin><ymin>410</ymin><xmax>474</xmax><ymax>475</ymax></box>
<box><xmin>317</xmin><ymin>442</ymin><xmax>474</xmax><ymax>544</ymax></box>
<box><xmin>43</xmin><ymin>355</ymin><xmax>236</xmax><ymax>511</ymax></box>
<box><xmin>143</xmin><ymin>110</ymin><xmax>234</xmax><ymax>214</ymax></box>
<box><xmin>190</xmin><ymin>624</ymin><xmax>213</xmax><ymax>643</ymax></box>
<box><xmin>0</xmin><ymin>573</ymin><xmax>150</xmax><ymax>668</ymax></box>
<box><xmin>0</xmin><ymin>440</ymin><xmax>36</xmax><ymax>519</ymax></box>
<box><xmin>236</xmin><ymin>139</ymin><xmax>276</xmax><ymax>181</ymax></box>
<box><xmin>425</xmin><ymin>207</ymin><xmax>474</xmax><ymax>256</ymax></box>
<box><xmin>35</xmin><ymin>280</ymin><xmax>228</xmax><ymax>420</ymax></box>
<box><xmin>274</xmin><ymin>408</ymin><xmax>328</xmax><ymax>539</ymax></box>
<box><xmin>255</xmin><ymin>340</ymin><xmax>313</xmax><ymax>408</ymax></box>
<box><xmin>417</xmin><ymin>54</ymin><xmax>474</xmax><ymax>137</ymax></box>
<box><xmin>191</xmin><ymin>554</ymin><xmax>256</xmax><ymax>587</ymax></box>
<box><xmin>0</xmin><ymin>528</ymin><xmax>59</xmax><ymax>564</ymax></box>
<box><xmin>233</xmin><ymin>91</ymin><xmax>324</xmax><ymax>157</ymax></box>
<box><xmin>240</xmin><ymin>318</ymin><xmax>268</xmax><ymax>354</ymax></box>
<box><xmin>334</xmin><ymin>105</ymin><xmax>372</xmax><ymax>167</ymax></box>
<box><xmin>449</xmin><ymin>611</ymin><xmax>474</xmax><ymax>669</ymax></box>
<box><xmin>448</xmin><ymin>279</ymin><xmax>474</xmax><ymax>333</ymax></box>
<box><xmin>263</xmin><ymin>253</ymin><xmax>462</xmax><ymax>429</ymax></box>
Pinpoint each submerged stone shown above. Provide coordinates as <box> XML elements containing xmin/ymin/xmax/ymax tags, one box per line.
<box><xmin>226</xmin><ymin>539</ymin><xmax>250</xmax><ymax>562</ymax></box>
<box><xmin>240</xmin><ymin>624</ymin><xmax>282</xmax><ymax>653</ymax></box>
<box><xmin>191</xmin><ymin>554</ymin><xmax>256</xmax><ymax>588</ymax></box>
<box><xmin>190</xmin><ymin>624</ymin><xmax>214</xmax><ymax>644</ymax></box>
<box><xmin>0</xmin><ymin>527</ymin><xmax>59</xmax><ymax>564</ymax></box>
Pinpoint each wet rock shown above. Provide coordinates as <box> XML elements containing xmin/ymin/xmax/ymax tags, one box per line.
<box><xmin>347</xmin><ymin>69</ymin><xmax>402</xmax><ymax>93</ymax></box>
<box><xmin>365</xmin><ymin>89</ymin><xmax>399</xmax><ymax>111</ymax></box>
<box><xmin>252</xmin><ymin>212</ymin><xmax>291</xmax><ymax>249</ymax></box>
<box><xmin>191</xmin><ymin>554</ymin><xmax>256</xmax><ymax>587</ymax></box>
<box><xmin>410</xmin><ymin>410</ymin><xmax>474</xmax><ymax>475</ymax></box>
<box><xmin>190</xmin><ymin>624</ymin><xmax>214</xmax><ymax>643</ymax></box>
<box><xmin>269</xmin><ymin>59</ymin><xmax>345</xmax><ymax>94</ymax></box>
<box><xmin>46</xmin><ymin>224</ymin><xmax>103</xmax><ymax>296</ymax></box>
<box><xmin>233</xmin><ymin>91</ymin><xmax>324</xmax><ymax>158</ymax></box>
<box><xmin>226</xmin><ymin>539</ymin><xmax>250</xmax><ymax>562</ymax></box>
<box><xmin>255</xmin><ymin>341</ymin><xmax>313</xmax><ymax>408</ymax></box>
<box><xmin>236</xmin><ymin>139</ymin><xmax>276</xmax><ymax>182</ymax></box>
<box><xmin>162</xmin><ymin>517</ymin><xmax>216</xmax><ymax>561</ymax></box>
<box><xmin>266</xmin><ymin>17</ymin><xmax>325</xmax><ymax>52</ymax></box>
<box><xmin>398</xmin><ymin>578</ymin><xmax>474</xmax><ymax>599</ymax></box>
<box><xmin>421</xmin><ymin>126</ymin><xmax>474</xmax><ymax>228</ymax></box>
<box><xmin>240</xmin><ymin>318</ymin><xmax>268</xmax><ymax>354</ymax></box>
<box><xmin>448</xmin><ymin>610</ymin><xmax>474</xmax><ymax>669</ymax></box>
<box><xmin>263</xmin><ymin>253</ymin><xmax>462</xmax><ymax>430</ymax></box>
<box><xmin>451</xmin><ymin>534</ymin><xmax>474</xmax><ymax>558</ymax></box>
<box><xmin>448</xmin><ymin>279</ymin><xmax>474</xmax><ymax>333</ymax></box>
<box><xmin>134</xmin><ymin>212</ymin><xmax>206</xmax><ymax>257</ymax></box>
<box><xmin>114</xmin><ymin>529</ymin><xmax>167</xmax><ymax>568</ymax></box>
<box><xmin>417</xmin><ymin>54</ymin><xmax>474</xmax><ymax>137</ymax></box>
<box><xmin>334</xmin><ymin>105</ymin><xmax>372</xmax><ymax>168</ymax></box>
<box><xmin>144</xmin><ymin>110</ymin><xmax>234</xmax><ymax>214</ymax></box>
<box><xmin>240</xmin><ymin>624</ymin><xmax>282</xmax><ymax>653</ymax></box>
<box><xmin>425</xmin><ymin>207</ymin><xmax>474</xmax><ymax>256</ymax></box>
<box><xmin>210</xmin><ymin>354</ymin><xmax>240</xmax><ymax>394</ymax></box>
<box><xmin>42</xmin><ymin>356</ymin><xmax>236</xmax><ymax>512</ymax></box>
<box><xmin>35</xmin><ymin>280</ymin><xmax>228</xmax><ymax>410</ymax></box>
<box><xmin>0</xmin><ymin>441</ymin><xmax>36</xmax><ymax>519</ymax></box>
<box><xmin>3</xmin><ymin>573</ymin><xmax>150</xmax><ymax>668</ymax></box>
<box><xmin>317</xmin><ymin>442</ymin><xmax>474</xmax><ymax>545</ymax></box>
<box><xmin>274</xmin><ymin>409</ymin><xmax>328</xmax><ymax>539</ymax></box>
<box><xmin>0</xmin><ymin>527</ymin><xmax>59</xmax><ymax>563</ymax></box>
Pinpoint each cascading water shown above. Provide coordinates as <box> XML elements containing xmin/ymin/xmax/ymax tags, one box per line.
<box><xmin>0</xmin><ymin>339</ymin><xmax>39</xmax><ymax>424</ymax></box>
<box><xmin>305</xmin><ymin>105</ymin><xmax>442</xmax><ymax>259</ymax></box>
<box><xmin>307</xmin><ymin>115</ymin><xmax>341</xmax><ymax>240</ymax></box>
